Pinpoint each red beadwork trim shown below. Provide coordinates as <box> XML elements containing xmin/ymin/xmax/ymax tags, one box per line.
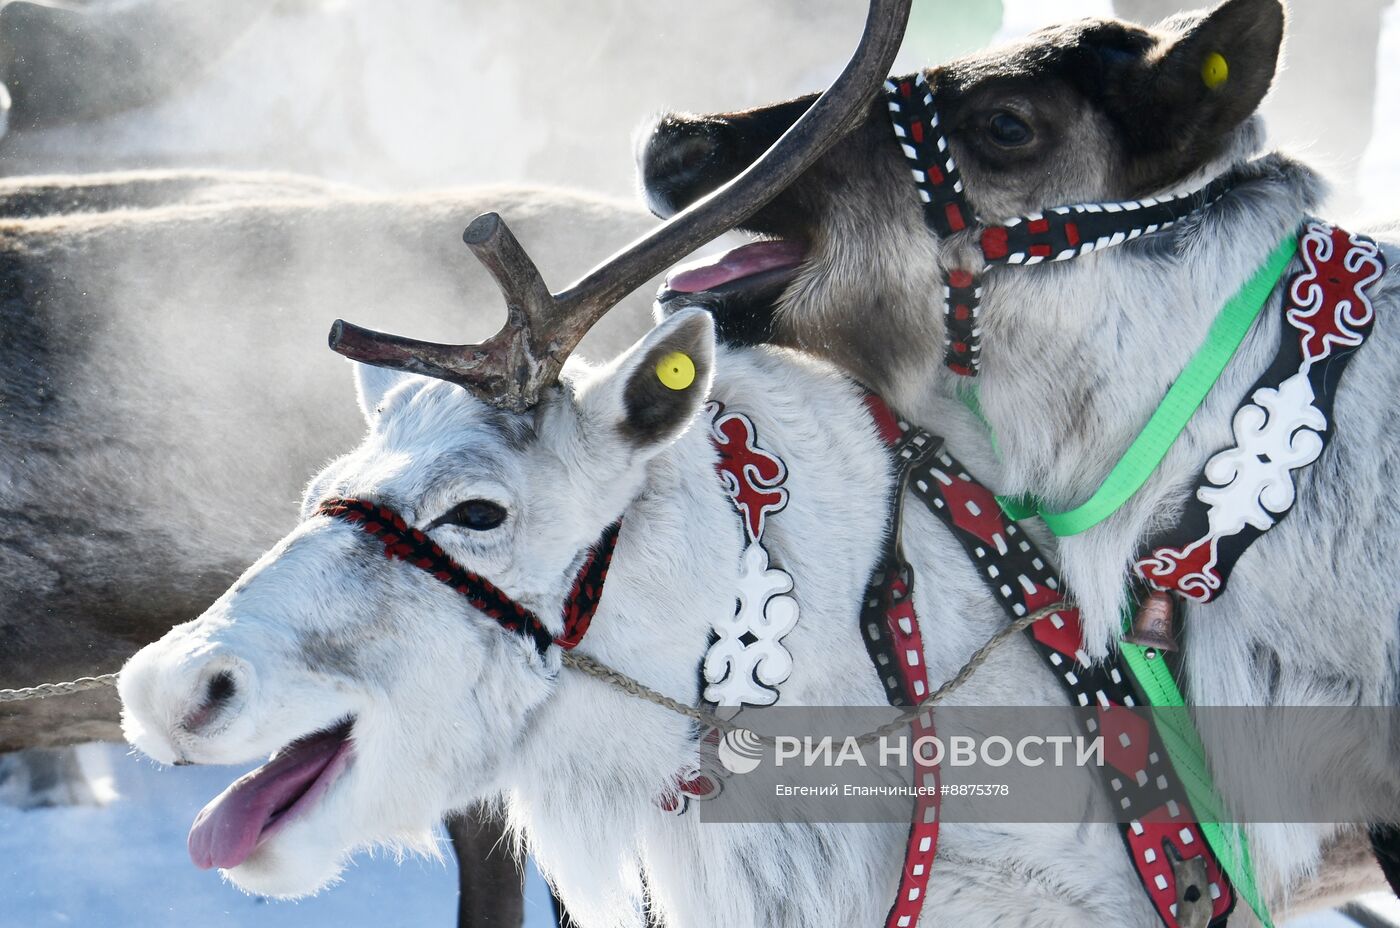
<box><xmin>318</xmin><ymin>497</ymin><xmax>620</xmax><ymax>655</ymax></box>
<box><xmin>711</xmin><ymin>409</ymin><xmax>789</xmax><ymax>542</ymax></box>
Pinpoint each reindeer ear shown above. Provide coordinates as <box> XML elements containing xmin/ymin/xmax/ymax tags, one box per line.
<box><xmin>351</xmin><ymin>362</ymin><xmax>408</xmax><ymax>423</ymax></box>
<box><xmin>1107</xmin><ymin>0</ymin><xmax>1284</xmax><ymax>187</ymax></box>
<box><xmin>578</xmin><ymin>308</ymin><xmax>716</xmax><ymax>449</ymax></box>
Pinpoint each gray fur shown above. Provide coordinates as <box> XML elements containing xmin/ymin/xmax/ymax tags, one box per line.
<box><xmin>0</xmin><ymin>172</ymin><xmax>658</xmax><ymax>751</ymax></box>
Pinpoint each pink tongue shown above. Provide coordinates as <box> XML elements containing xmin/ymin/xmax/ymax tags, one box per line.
<box><xmin>188</xmin><ymin>727</ymin><xmax>349</xmax><ymax>871</ymax></box>
<box><xmin>665</xmin><ymin>240</ymin><xmax>805</xmax><ymax>293</ymax></box>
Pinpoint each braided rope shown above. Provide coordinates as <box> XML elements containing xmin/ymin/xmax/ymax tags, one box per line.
<box><xmin>562</xmin><ymin>599</ymin><xmax>1070</xmax><ymax>742</ymax></box>
<box><xmin>0</xmin><ymin>673</ymin><xmax>119</xmax><ymax>703</ymax></box>
<box><xmin>1</xmin><ymin>600</ymin><xmax>1068</xmax><ymax>726</ymax></box>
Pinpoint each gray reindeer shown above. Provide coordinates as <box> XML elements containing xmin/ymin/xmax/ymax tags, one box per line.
<box><xmin>640</xmin><ymin>0</ymin><xmax>1400</xmax><ymax>903</ymax></box>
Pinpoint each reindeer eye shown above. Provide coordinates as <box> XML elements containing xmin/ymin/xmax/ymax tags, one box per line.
<box><xmin>434</xmin><ymin>500</ymin><xmax>508</xmax><ymax>531</ymax></box>
<box><xmin>986</xmin><ymin>111</ymin><xmax>1033</xmax><ymax>147</ymax></box>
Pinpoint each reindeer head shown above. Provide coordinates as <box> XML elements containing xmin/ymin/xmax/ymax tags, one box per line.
<box><xmin>641</xmin><ymin>0</ymin><xmax>1285</xmax><ymax>395</ymax></box>
<box><xmin>116</xmin><ymin>0</ymin><xmax>912</xmax><ymax>897</ymax></box>
<box><xmin>117</xmin><ymin>309</ymin><xmax>719</xmax><ymax>897</ymax></box>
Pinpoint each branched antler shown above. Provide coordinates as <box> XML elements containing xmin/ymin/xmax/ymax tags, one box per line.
<box><xmin>330</xmin><ymin>0</ymin><xmax>913</xmax><ymax>412</ymax></box>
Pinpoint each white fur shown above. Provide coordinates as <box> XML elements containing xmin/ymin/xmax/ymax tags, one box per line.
<box><xmin>116</xmin><ymin>308</ymin><xmax>1367</xmax><ymax>924</ymax></box>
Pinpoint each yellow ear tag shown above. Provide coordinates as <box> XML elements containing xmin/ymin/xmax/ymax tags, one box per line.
<box><xmin>655</xmin><ymin>351</ymin><xmax>696</xmax><ymax>391</ymax></box>
<box><xmin>1202</xmin><ymin>52</ymin><xmax>1229</xmax><ymax>89</ymax></box>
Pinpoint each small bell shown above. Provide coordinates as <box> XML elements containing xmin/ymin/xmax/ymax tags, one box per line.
<box><xmin>1164</xmin><ymin>840</ymin><xmax>1212</xmax><ymax>928</ymax></box>
<box><xmin>1123</xmin><ymin>589</ymin><xmax>1179</xmax><ymax>653</ymax></box>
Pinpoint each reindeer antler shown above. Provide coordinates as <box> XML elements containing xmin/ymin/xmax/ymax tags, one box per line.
<box><xmin>329</xmin><ymin>0</ymin><xmax>913</xmax><ymax>412</ymax></box>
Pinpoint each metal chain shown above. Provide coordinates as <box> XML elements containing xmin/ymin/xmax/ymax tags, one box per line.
<box><xmin>562</xmin><ymin>599</ymin><xmax>1070</xmax><ymax>743</ymax></box>
<box><xmin>0</xmin><ymin>673</ymin><xmax>120</xmax><ymax>703</ymax></box>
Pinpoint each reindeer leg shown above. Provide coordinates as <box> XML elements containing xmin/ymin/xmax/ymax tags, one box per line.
<box><xmin>444</xmin><ymin>807</ymin><xmax>524</xmax><ymax>928</ymax></box>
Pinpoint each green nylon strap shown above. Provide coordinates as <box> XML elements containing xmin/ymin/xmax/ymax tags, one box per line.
<box><xmin>1029</xmin><ymin>232</ymin><xmax>1298</xmax><ymax>537</ymax></box>
<box><xmin>1119</xmin><ymin>622</ymin><xmax>1273</xmax><ymax>928</ymax></box>
<box><xmin>997</xmin><ymin>493</ymin><xmax>1039</xmax><ymax>522</ymax></box>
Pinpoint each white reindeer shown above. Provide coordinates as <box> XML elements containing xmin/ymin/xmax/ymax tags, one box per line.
<box><xmin>0</xmin><ymin>170</ymin><xmax>662</xmax><ymax>925</ymax></box>
<box><xmin>115</xmin><ymin>300</ymin><xmax>1389</xmax><ymax>926</ymax></box>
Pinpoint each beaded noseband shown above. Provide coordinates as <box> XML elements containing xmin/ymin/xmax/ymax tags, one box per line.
<box><xmin>317</xmin><ymin>497</ymin><xmax>620</xmax><ymax>655</ymax></box>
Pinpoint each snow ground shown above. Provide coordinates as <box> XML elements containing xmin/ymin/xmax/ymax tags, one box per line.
<box><xmin>0</xmin><ymin>743</ymin><xmax>561</xmax><ymax>928</ymax></box>
<box><xmin>0</xmin><ymin>744</ymin><xmax>1395</xmax><ymax>928</ymax></box>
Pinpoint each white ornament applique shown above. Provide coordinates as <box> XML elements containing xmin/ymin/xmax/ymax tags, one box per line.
<box><xmin>703</xmin><ymin>539</ymin><xmax>799</xmax><ymax>706</ymax></box>
<box><xmin>703</xmin><ymin>403</ymin><xmax>799</xmax><ymax>707</ymax></box>
<box><xmin>1137</xmin><ymin>221</ymin><xmax>1386</xmax><ymax>602</ymax></box>
<box><xmin>1197</xmin><ymin>372</ymin><xmax>1325</xmax><ymax>536</ymax></box>
<box><xmin>1140</xmin><ymin>373</ymin><xmax>1326</xmax><ymax>601</ymax></box>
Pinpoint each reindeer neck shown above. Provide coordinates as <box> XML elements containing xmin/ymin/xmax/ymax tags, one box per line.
<box><xmin>514</xmin><ymin>344</ymin><xmax>896</xmax><ymax>834</ymax></box>
<box><xmin>970</xmin><ymin>153</ymin><xmax>1325</xmax><ymax>511</ymax></box>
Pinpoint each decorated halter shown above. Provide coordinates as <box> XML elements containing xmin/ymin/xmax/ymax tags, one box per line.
<box><xmin>885</xmin><ymin>72</ymin><xmax>1237</xmax><ymax>376</ymax></box>
<box><xmin>317</xmin><ymin>498</ymin><xmax>620</xmax><ymax>655</ymax></box>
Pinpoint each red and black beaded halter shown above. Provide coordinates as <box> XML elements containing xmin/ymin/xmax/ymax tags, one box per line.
<box><xmin>885</xmin><ymin>72</ymin><xmax>1238</xmax><ymax>377</ymax></box>
<box><xmin>317</xmin><ymin>497</ymin><xmax>620</xmax><ymax>655</ymax></box>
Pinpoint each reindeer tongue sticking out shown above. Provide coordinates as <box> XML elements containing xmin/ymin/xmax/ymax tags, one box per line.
<box><xmin>662</xmin><ymin>239</ymin><xmax>805</xmax><ymax>294</ymax></box>
<box><xmin>188</xmin><ymin>722</ymin><xmax>354</xmax><ymax>870</ymax></box>
<box><xmin>656</xmin><ymin>240</ymin><xmax>805</xmax><ymax>343</ymax></box>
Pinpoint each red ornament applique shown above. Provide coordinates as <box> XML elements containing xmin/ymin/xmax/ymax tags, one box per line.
<box><xmin>711</xmin><ymin>406</ymin><xmax>789</xmax><ymax>541</ymax></box>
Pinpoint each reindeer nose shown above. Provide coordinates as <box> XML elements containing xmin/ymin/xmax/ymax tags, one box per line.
<box><xmin>181</xmin><ymin>666</ymin><xmax>241</xmax><ymax>733</ymax></box>
<box><xmin>119</xmin><ymin>640</ymin><xmax>256</xmax><ymax>765</ymax></box>
<box><xmin>639</xmin><ymin>116</ymin><xmax>731</xmax><ymax>219</ymax></box>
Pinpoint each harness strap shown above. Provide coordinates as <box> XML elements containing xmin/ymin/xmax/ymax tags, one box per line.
<box><xmin>885</xmin><ymin>71</ymin><xmax>1248</xmax><ymax>380</ymax></box>
<box><xmin>860</xmin><ymin>394</ymin><xmax>945</xmax><ymax>928</ymax></box>
<box><xmin>1119</xmin><ymin>636</ymin><xmax>1268</xmax><ymax>927</ymax></box>
<box><xmin>978</xmin><ymin>178</ymin><xmax>1237</xmax><ymax>267</ymax></box>
<box><xmin>317</xmin><ymin>497</ymin><xmax>620</xmax><ymax>655</ymax></box>
<box><xmin>884</xmin><ymin>73</ymin><xmax>971</xmax><ymax>238</ymax></box>
<box><xmin>864</xmin><ymin>396</ymin><xmax>1238</xmax><ymax>928</ymax></box>
<box><xmin>886</xmin><ymin>74</ymin><xmax>982</xmax><ymax>374</ymax></box>
<box><xmin>1135</xmin><ymin>221</ymin><xmax>1387</xmax><ymax>602</ymax></box>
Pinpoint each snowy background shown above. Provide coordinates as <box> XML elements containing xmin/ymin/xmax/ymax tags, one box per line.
<box><xmin>3</xmin><ymin>742</ymin><xmax>1397</xmax><ymax>927</ymax></box>
<box><xmin>3</xmin><ymin>0</ymin><xmax>1399</xmax><ymax>925</ymax></box>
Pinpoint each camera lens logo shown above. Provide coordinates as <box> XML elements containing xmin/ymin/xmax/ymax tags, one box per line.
<box><xmin>716</xmin><ymin>728</ymin><xmax>765</xmax><ymax>775</ymax></box>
